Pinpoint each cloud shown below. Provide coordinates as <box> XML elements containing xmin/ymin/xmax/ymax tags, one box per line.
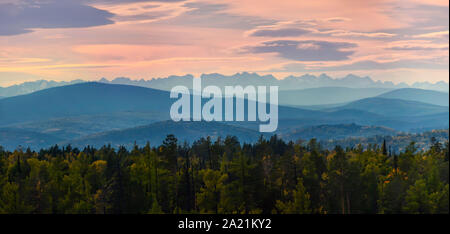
<box><xmin>412</xmin><ymin>31</ymin><xmax>449</xmax><ymax>39</ymax></box>
<box><xmin>0</xmin><ymin>57</ymin><xmax>51</xmax><ymax>64</ymax></box>
<box><xmin>320</xmin><ymin>60</ymin><xmax>449</xmax><ymax>71</ymax></box>
<box><xmin>113</xmin><ymin>10</ymin><xmax>172</xmax><ymax>22</ymax></box>
<box><xmin>86</xmin><ymin>0</ymin><xmax>188</xmax><ymax>24</ymax></box>
<box><xmin>324</xmin><ymin>17</ymin><xmax>351</xmax><ymax>23</ymax></box>
<box><xmin>387</xmin><ymin>46</ymin><xmax>448</xmax><ymax>51</ymax></box>
<box><xmin>90</xmin><ymin>0</ymin><xmax>186</xmax><ymax>3</ymax></box>
<box><xmin>318</xmin><ymin>30</ymin><xmax>396</xmax><ymax>38</ymax></box>
<box><xmin>242</xmin><ymin>40</ymin><xmax>357</xmax><ymax>61</ymax></box>
<box><xmin>0</xmin><ymin>0</ymin><xmax>114</xmax><ymax>36</ymax></box>
<box><xmin>389</xmin><ymin>3</ymin><xmax>449</xmax><ymax>28</ymax></box>
<box><xmin>164</xmin><ymin>2</ymin><xmax>275</xmax><ymax>29</ymax></box>
<box><xmin>246</xmin><ymin>20</ymin><xmax>396</xmax><ymax>39</ymax></box>
<box><xmin>383</xmin><ymin>39</ymin><xmax>449</xmax><ymax>51</ymax></box>
<box><xmin>249</xmin><ymin>28</ymin><xmax>311</xmax><ymax>37</ymax></box>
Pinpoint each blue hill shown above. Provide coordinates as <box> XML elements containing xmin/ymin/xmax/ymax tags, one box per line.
<box><xmin>0</xmin><ymin>82</ymin><xmax>173</xmax><ymax>125</ymax></box>
<box><xmin>331</xmin><ymin>97</ymin><xmax>448</xmax><ymax>117</ymax></box>
<box><xmin>377</xmin><ymin>88</ymin><xmax>449</xmax><ymax>106</ymax></box>
<box><xmin>66</xmin><ymin>120</ymin><xmax>266</xmax><ymax>149</ymax></box>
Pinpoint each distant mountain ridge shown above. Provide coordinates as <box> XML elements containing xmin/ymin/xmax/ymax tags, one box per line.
<box><xmin>1</xmin><ymin>73</ymin><xmax>448</xmax><ymax>97</ymax></box>
<box><xmin>0</xmin><ymin>79</ymin><xmax>84</xmax><ymax>97</ymax></box>
<box><xmin>99</xmin><ymin>73</ymin><xmax>449</xmax><ymax>92</ymax></box>
<box><xmin>0</xmin><ymin>127</ymin><xmax>64</xmax><ymax>150</ymax></box>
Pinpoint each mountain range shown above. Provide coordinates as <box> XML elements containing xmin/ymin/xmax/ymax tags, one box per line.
<box><xmin>0</xmin><ymin>79</ymin><xmax>84</xmax><ymax>97</ymax></box>
<box><xmin>0</xmin><ymin>73</ymin><xmax>448</xmax><ymax>98</ymax></box>
<box><xmin>0</xmin><ymin>82</ymin><xmax>448</xmax><ymax>150</ymax></box>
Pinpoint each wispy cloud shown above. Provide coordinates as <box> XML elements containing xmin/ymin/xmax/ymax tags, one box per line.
<box><xmin>245</xmin><ymin>19</ymin><xmax>397</xmax><ymax>39</ymax></box>
<box><xmin>317</xmin><ymin>30</ymin><xmax>396</xmax><ymax>38</ymax></box>
<box><xmin>270</xmin><ymin>59</ymin><xmax>449</xmax><ymax>73</ymax></box>
<box><xmin>91</xmin><ymin>0</ymin><xmax>189</xmax><ymax>24</ymax></box>
<box><xmin>163</xmin><ymin>1</ymin><xmax>276</xmax><ymax>29</ymax></box>
<box><xmin>249</xmin><ymin>28</ymin><xmax>311</xmax><ymax>37</ymax></box>
<box><xmin>412</xmin><ymin>31</ymin><xmax>449</xmax><ymax>38</ymax></box>
<box><xmin>241</xmin><ymin>40</ymin><xmax>357</xmax><ymax>61</ymax></box>
<box><xmin>0</xmin><ymin>0</ymin><xmax>114</xmax><ymax>36</ymax></box>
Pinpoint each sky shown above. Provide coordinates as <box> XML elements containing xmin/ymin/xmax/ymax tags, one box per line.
<box><xmin>0</xmin><ymin>0</ymin><xmax>448</xmax><ymax>86</ymax></box>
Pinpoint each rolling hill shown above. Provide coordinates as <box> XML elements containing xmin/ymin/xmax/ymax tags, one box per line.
<box><xmin>329</xmin><ymin>97</ymin><xmax>448</xmax><ymax>117</ymax></box>
<box><xmin>0</xmin><ymin>127</ymin><xmax>64</xmax><ymax>150</ymax></box>
<box><xmin>377</xmin><ymin>88</ymin><xmax>449</xmax><ymax>106</ymax></box>
<box><xmin>282</xmin><ymin>123</ymin><xmax>397</xmax><ymax>141</ymax></box>
<box><xmin>67</xmin><ymin>120</ymin><xmax>266</xmax><ymax>148</ymax></box>
<box><xmin>69</xmin><ymin>122</ymin><xmax>401</xmax><ymax>149</ymax></box>
<box><xmin>278</xmin><ymin>87</ymin><xmax>391</xmax><ymax>106</ymax></box>
<box><xmin>6</xmin><ymin>112</ymin><xmax>167</xmax><ymax>140</ymax></box>
<box><xmin>0</xmin><ymin>79</ymin><xmax>84</xmax><ymax>97</ymax></box>
<box><xmin>0</xmin><ymin>82</ymin><xmax>448</xmax><ymax>150</ymax></box>
<box><xmin>0</xmin><ymin>82</ymin><xmax>173</xmax><ymax>125</ymax></box>
<box><xmin>0</xmin><ymin>81</ymin><xmax>329</xmax><ymax>126</ymax></box>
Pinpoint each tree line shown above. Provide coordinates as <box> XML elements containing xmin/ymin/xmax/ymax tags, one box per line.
<box><xmin>0</xmin><ymin>135</ymin><xmax>448</xmax><ymax>214</ymax></box>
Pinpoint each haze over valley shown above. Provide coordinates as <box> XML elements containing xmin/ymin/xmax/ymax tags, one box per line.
<box><xmin>0</xmin><ymin>74</ymin><xmax>448</xmax><ymax>151</ymax></box>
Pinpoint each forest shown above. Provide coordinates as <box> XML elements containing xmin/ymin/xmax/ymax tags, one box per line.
<box><xmin>0</xmin><ymin>135</ymin><xmax>448</xmax><ymax>214</ymax></box>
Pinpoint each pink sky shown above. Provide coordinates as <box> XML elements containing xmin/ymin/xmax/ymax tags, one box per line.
<box><xmin>0</xmin><ymin>0</ymin><xmax>448</xmax><ymax>86</ymax></box>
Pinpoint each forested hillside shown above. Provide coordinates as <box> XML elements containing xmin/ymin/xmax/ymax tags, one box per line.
<box><xmin>321</xmin><ymin>129</ymin><xmax>449</xmax><ymax>152</ymax></box>
<box><xmin>0</xmin><ymin>135</ymin><xmax>448</xmax><ymax>214</ymax></box>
